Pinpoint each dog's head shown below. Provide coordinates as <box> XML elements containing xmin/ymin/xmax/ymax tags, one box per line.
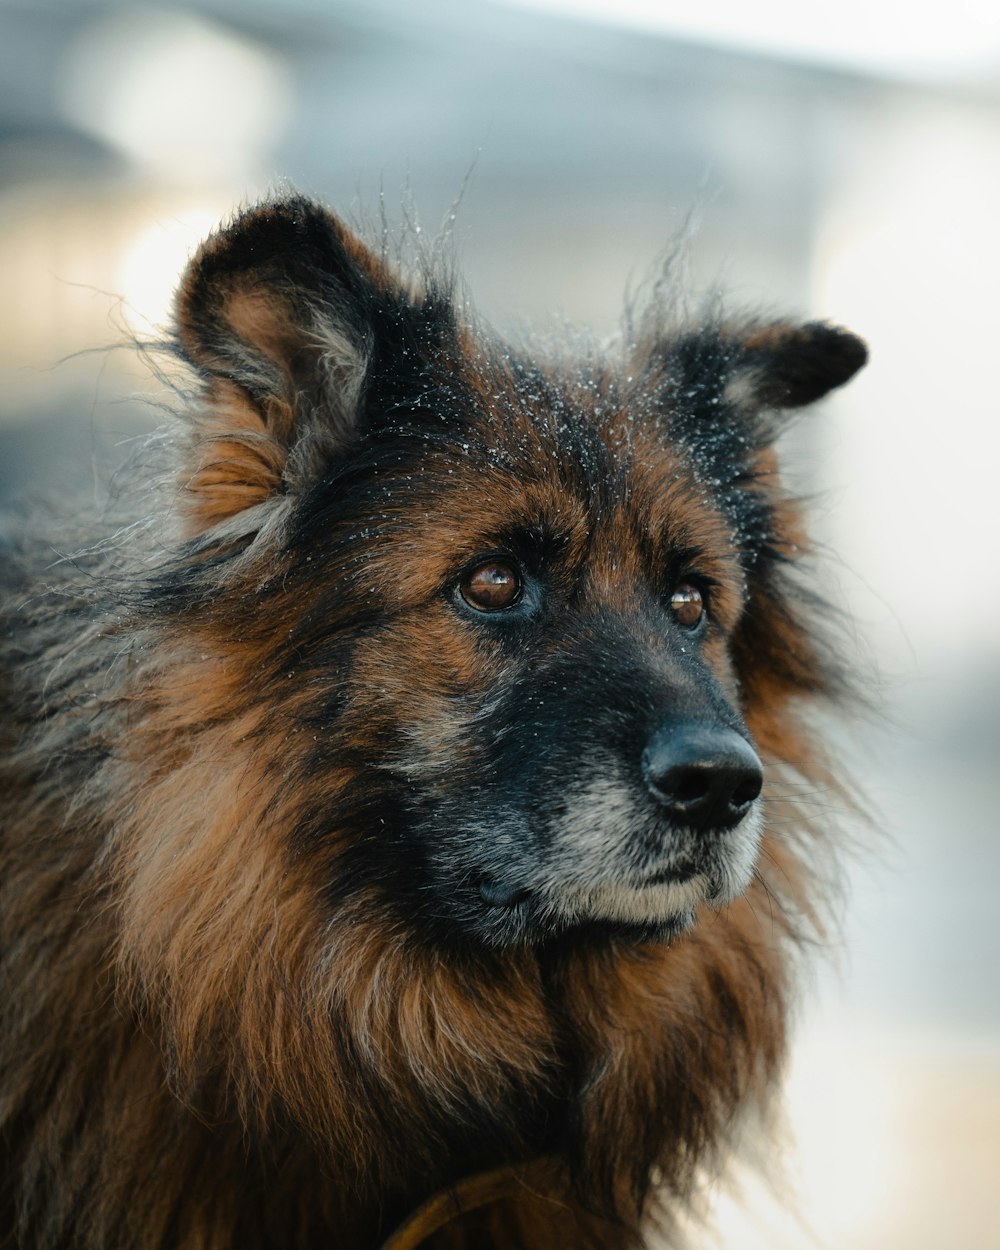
<box><xmin>173</xmin><ymin>196</ymin><xmax>865</xmax><ymax>948</ymax></box>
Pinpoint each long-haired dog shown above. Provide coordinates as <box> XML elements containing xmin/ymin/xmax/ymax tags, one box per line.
<box><xmin>0</xmin><ymin>196</ymin><xmax>866</xmax><ymax>1249</ymax></box>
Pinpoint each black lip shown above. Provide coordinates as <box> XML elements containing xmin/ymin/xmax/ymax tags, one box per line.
<box><xmin>642</xmin><ymin>862</ymin><xmax>702</xmax><ymax>886</ymax></box>
<box><xmin>476</xmin><ymin>876</ymin><xmax>531</xmax><ymax>909</ymax></box>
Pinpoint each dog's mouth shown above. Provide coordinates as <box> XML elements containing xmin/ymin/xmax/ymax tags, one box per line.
<box><xmin>642</xmin><ymin>860</ymin><xmax>702</xmax><ymax>886</ymax></box>
<box><xmin>457</xmin><ymin>797</ymin><xmax>764</xmax><ymax>940</ymax></box>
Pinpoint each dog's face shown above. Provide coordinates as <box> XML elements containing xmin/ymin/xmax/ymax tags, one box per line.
<box><xmin>175</xmin><ymin>197</ymin><xmax>865</xmax><ymax>949</ymax></box>
<box><xmin>321</xmin><ymin>420</ymin><xmax>764</xmax><ymax>946</ymax></box>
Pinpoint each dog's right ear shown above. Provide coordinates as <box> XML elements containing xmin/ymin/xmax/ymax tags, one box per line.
<box><xmin>175</xmin><ymin>196</ymin><xmax>451</xmax><ymax>532</ymax></box>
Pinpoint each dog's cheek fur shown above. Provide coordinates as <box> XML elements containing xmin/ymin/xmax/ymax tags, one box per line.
<box><xmin>105</xmin><ymin>633</ymin><xmax>561</xmax><ymax>1189</ymax></box>
<box><xmin>349</xmin><ymin>608</ymin><xmax>507</xmax><ymax>773</ymax></box>
<box><xmin>730</xmin><ymin>453</ymin><xmax>841</xmax><ymax>754</ymax></box>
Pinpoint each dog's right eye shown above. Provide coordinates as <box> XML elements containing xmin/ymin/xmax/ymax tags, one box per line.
<box><xmin>460</xmin><ymin>560</ymin><xmax>522</xmax><ymax>612</ymax></box>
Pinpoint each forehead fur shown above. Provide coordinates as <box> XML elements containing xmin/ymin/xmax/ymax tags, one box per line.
<box><xmin>289</xmin><ymin>332</ymin><xmax>759</xmax><ymax>598</ymax></box>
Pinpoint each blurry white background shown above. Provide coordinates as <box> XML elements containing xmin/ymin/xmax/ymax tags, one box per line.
<box><xmin>1</xmin><ymin>2</ymin><xmax>997</xmax><ymax>1247</ymax></box>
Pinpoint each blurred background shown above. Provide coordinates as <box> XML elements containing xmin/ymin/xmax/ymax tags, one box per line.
<box><xmin>1</xmin><ymin>1</ymin><xmax>997</xmax><ymax>1246</ymax></box>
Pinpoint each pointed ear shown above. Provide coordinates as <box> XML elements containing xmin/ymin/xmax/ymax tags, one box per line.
<box><xmin>727</xmin><ymin>320</ymin><xmax>868</xmax><ymax>410</ymax></box>
<box><xmin>654</xmin><ymin>316</ymin><xmax>867</xmax><ymax>568</ymax></box>
<box><xmin>174</xmin><ymin>196</ymin><xmax>449</xmax><ymax>533</ymax></box>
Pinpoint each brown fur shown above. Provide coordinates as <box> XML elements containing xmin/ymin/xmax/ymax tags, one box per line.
<box><xmin>0</xmin><ymin>196</ymin><xmax>866</xmax><ymax>1249</ymax></box>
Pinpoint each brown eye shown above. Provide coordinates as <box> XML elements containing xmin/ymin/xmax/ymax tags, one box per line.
<box><xmin>460</xmin><ymin>561</ymin><xmax>522</xmax><ymax>612</ymax></box>
<box><xmin>670</xmin><ymin>582</ymin><xmax>704</xmax><ymax>629</ymax></box>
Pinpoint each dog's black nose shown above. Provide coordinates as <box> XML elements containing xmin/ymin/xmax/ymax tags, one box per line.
<box><xmin>642</xmin><ymin>721</ymin><xmax>763</xmax><ymax>831</ymax></box>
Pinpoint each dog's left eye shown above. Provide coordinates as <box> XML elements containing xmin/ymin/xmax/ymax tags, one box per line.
<box><xmin>460</xmin><ymin>560</ymin><xmax>522</xmax><ymax>612</ymax></box>
<box><xmin>670</xmin><ymin>582</ymin><xmax>705</xmax><ymax>629</ymax></box>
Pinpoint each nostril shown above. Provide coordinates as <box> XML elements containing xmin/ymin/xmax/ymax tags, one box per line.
<box><xmin>669</xmin><ymin>770</ymin><xmax>712</xmax><ymax>806</ymax></box>
<box><xmin>731</xmin><ymin>773</ymin><xmax>763</xmax><ymax>809</ymax></box>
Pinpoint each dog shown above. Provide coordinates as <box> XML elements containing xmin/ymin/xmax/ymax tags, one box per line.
<box><xmin>0</xmin><ymin>195</ymin><xmax>866</xmax><ymax>1249</ymax></box>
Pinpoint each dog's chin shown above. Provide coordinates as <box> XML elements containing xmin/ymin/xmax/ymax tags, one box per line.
<box><xmin>464</xmin><ymin>870</ymin><xmax>716</xmax><ymax>948</ymax></box>
<box><xmin>539</xmin><ymin>873</ymin><xmax>714</xmax><ymax>927</ymax></box>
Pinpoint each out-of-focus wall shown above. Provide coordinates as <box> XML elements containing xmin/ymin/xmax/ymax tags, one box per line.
<box><xmin>2</xmin><ymin>3</ymin><xmax>997</xmax><ymax>1247</ymax></box>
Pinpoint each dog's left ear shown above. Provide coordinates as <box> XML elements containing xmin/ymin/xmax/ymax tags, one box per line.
<box><xmin>729</xmin><ymin>321</ymin><xmax>868</xmax><ymax>410</ymax></box>
<box><xmin>175</xmin><ymin>196</ymin><xmax>451</xmax><ymax>532</ymax></box>
<box><xmin>667</xmin><ymin>318</ymin><xmax>867</xmax><ymax>421</ymax></box>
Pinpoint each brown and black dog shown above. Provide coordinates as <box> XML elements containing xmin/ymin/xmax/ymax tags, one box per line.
<box><xmin>0</xmin><ymin>196</ymin><xmax>866</xmax><ymax>1249</ymax></box>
